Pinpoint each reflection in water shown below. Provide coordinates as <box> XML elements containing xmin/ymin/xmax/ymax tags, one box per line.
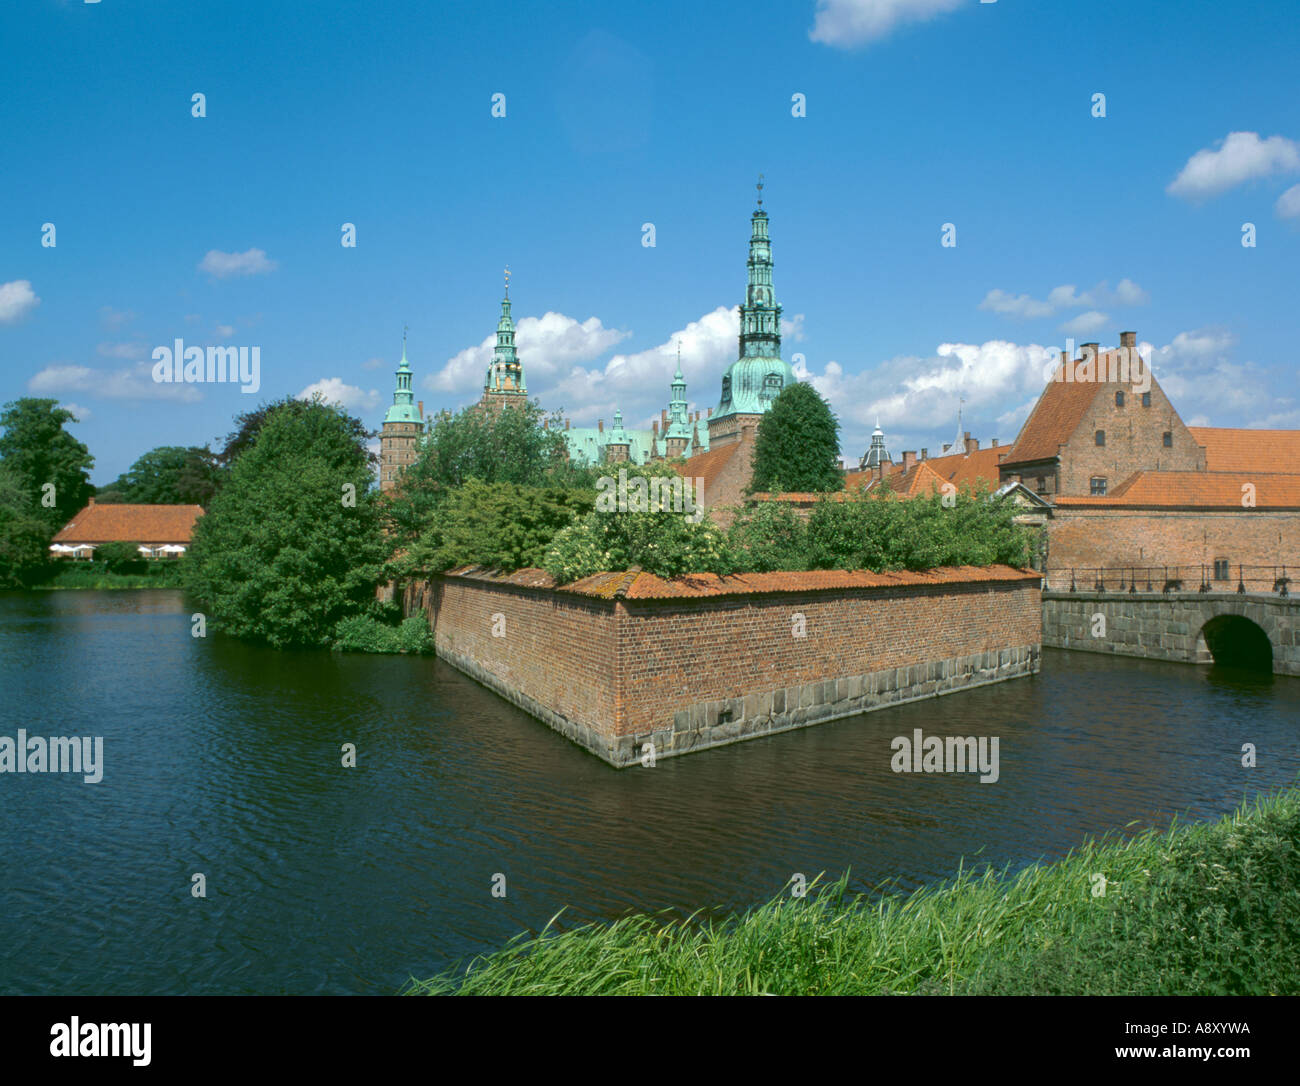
<box><xmin>1</xmin><ymin>589</ymin><xmax>1297</xmax><ymax>995</ymax></box>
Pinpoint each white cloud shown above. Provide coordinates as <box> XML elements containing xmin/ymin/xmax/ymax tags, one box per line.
<box><xmin>198</xmin><ymin>248</ymin><xmax>278</xmax><ymax>279</ymax></box>
<box><xmin>59</xmin><ymin>402</ymin><xmax>91</xmax><ymax>422</ymax></box>
<box><xmin>809</xmin><ymin>0</ymin><xmax>964</xmax><ymax>48</ymax></box>
<box><xmin>426</xmin><ymin>311</ymin><xmax>632</xmax><ymax>396</ymax></box>
<box><xmin>297</xmin><ymin>378</ymin><xmax>381</xmax><ymax>412</ymax></box>
<box><xmin>980</xmin><ymin>279</ymin><xmax>1148</xmax><ymax>320</ymax></box>
<box><xmin>1145</xmin><ymin>327</ymin><xmax>1295</xmax><ymax>428</ymax></box>
<box><xmin>0</xmin><ymin>280</ymin><xmax>40</xmax><ymax>323</ymax></box>
<box><xmin>215</xmin><ymin>323</ymin><xmax>235</xmax><ymax>337</ymax></box>
<box><xmin>98</xmin><ymin>306</ymin><xmax>134</xmax><ymax>330</ymax></box>
<box><xmin>96</xmin><ymin>341</ymin><xmax>146</xmax><ymax>359</ymax></box>
<box><xmin>1276</xmin><ymin>183</ymin><xmax>1300</xmax><ymax>219</ymax></box>
<box><xmin>1060</xmin><ymin>310</ymin><xmax>1109</xmax><ymax>335</ymax></box>
<box><xmin>361</xmin><ymin>356</ymin><xmax>385</xmax><ymax>371</ymax></box>
<box><xmin>1167</xmin><ymin>131</ymin><xmax>1300</xmax><ymax>200</ymax></box>
<box><xmin>27</xmin><ymin>362</ymin><xmax>202</xmax><ymax>402</ymax></box>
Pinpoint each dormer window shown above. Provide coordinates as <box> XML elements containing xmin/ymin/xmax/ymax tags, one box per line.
<box><xmin>720</xmin><ymin>375</ymin><xmax>732</xmax><ymax>406</ymax></box>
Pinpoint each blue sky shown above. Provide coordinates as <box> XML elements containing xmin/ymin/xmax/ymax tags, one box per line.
<box><xmin>3</xmin><ymin>0</ymin><xmax>1299</xmax><ymax>483</ymax></box>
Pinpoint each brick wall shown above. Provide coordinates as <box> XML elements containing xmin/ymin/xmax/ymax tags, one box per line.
<box><xmin>408</xmin><ymin>569</ymin><xmax>1042</xmax><ymax>766</ymax></box>
<box><xmin>1058</xmin><ymin>374</ymin><xmax>1204</xmax><ymax>497</ymax></box>
<box><xmin>1047</xmin><ymin>507</ymin><xmax>1300</xmax><ymax>576</ymax></box>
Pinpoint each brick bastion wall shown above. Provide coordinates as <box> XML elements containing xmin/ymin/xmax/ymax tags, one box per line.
<box><xmin>400</xmin><ymin>565</ymin><xmax>1043</xmax><ymax>767</ymax></box>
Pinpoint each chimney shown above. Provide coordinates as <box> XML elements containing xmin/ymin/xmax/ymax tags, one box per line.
<box><xmin>598</xmin><ymin>419</ymin><xmax>604</xmax><ymax>433</ymax></box>
<box><xmin>1082</xmin><ymin>342</ymin><xmax>1099</xmax><ymax>359</ymax></box>
<box><xmin>417</xmin><ymin>400</ymin><xmax>424</xmax><ymax>418</ymax></box>
<box><xmin>872</xmin><ymin>462</ymin><xmax>884</xmax><ymax>482</ymax></box>
<box><xmin>965</xmin><ymin>434</ymin><xmax>978</xmax><ymax>455</ymax></box>
<box><xmin>901</xmin><ymin>450</ymin><xmax>917</xmax><ymax>469</ymax></box>
<box><xmin>652</xmin><ymin>420</ymin><xmax>659</xmax><ymax>436</ymax></box>
<box><xmin>920</xmin><ymin>448</ymin><xmax>928</xmax><ymax>460</ymax></box>
<box><xmin>661</xmin><ymin>409</ymin><xmax>668</xmax><ymax>427</ymax></box>
<box><xmin>1120</xmin><ymin>330</ymin><xmax>1136</xmax><ymax>349</ymax></box>
<box><xmin>991</xmin><ymin>438</ymin><xmax>999</xmax><ymax>448</ymax></box>
<box><xmin>707</xmin><ymin>407</ymin><xmax>713</xmax><ymax>418</ymax></box>
<box><xmin>565</xmin><ymin>419</ymin><xmax>570</xmax><ymax>431</ymax></box>
<box><xmin>1060</xmin><ymin>349</ymin><xmax>1068</xmax><ymax>366</ymax></box>
<box><xmin>88</xmin><ymin>496</ymin><xmax>96</xmax><ymax>506</ymax></box>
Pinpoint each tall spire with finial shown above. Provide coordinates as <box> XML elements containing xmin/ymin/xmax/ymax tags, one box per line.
<box><xmin>739</xmin><ymin>176</ymin><xmax>781</xmax><ymax>360</ymax></box>
<box><xmin>485</xmin><ymin>268</ymin><xmax>526</xmax><ymax>395</ymax></box>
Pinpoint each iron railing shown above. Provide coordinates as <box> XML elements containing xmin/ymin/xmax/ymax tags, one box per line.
<box><xmin>1044</xmin><ymin>564</ymin><xmax>1292</xmax><ymax>597</ymax></box>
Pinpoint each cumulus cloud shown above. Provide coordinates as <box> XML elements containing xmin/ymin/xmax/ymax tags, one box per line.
<box><xmin>198</xmin><ymin>248</ymin><xmax>278</xmax><ymax>279</ymax></box>
<box><xmin>809</xmin><ymin>0</ymin><xmax>964</xmax><ymax>48</ymax></box>
<box><xmin>980</xmin><ymin>279</ymin><xmax>1149</xmax><ymax>320</ymax></box>
<box><xmin>1060</xmin><ymin>310</ymin><xmax>1109</xmax><ymax>336</ymax></box>
<box><xmin>1167</xmin><ymin>131</ymin><xmax>1300</xmax><ymax>200</ymax></box>
<box><xmin>27</xmin><ymin>362</ymin><xmax>202</xmax><ymax>402</ymax></box>
<box><xmin>297</xmin><ymin>377</ymin><xmax>381</xmax><ymax>412</ymax></box>
<box><xmin>96</xmin><ymin>341</ymin><xmax>147</xmax><ymax>360</ymax></box>
<box><xmin>361</xmin><ymin>356</ymin><xmax>385</xmax><ymax>371</ymax></box>
<box><xmin>426</xmin><ymin>311</ymin><xmax>632</xmax><ymax>396</ymax></box>
<box><xmin>98</xmin><ymin>306</ymin><xmax>134</xmax><ymax>330</ymax></box>
<box><xmin>1141</xmin><ymin>328</ymin><xmax>1294</xmax><ymax>429</ymax></box>
<box><xmin>1276</xmin><ymin>183</ymin><xmax>1300</xmax><ymax>219</ymax></box>
<box><xmin>0</xmin><ymin>280</ymin><xmax>40</xmax><ymax>323</ymax></box>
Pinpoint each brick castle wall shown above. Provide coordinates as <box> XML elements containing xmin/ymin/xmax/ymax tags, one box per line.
<box><xmin>1047</xmin><ymin>508</ymin><xmax>1300</xmax><ymax>577</ymax></box>
<box><xmin>407</xmin><ymin>570</ymin><xmax>1042</xmax><ymax>766</ymax></box>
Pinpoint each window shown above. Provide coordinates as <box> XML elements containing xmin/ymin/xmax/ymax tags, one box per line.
<box><xmin>1095</xmin><ymin>430</ymin><xmax>1105</xmax><ymax>446</ymax></box>
<box><xmin>1036</xmin><ymin>476</ymin><xmax>1047</xmax><ymax>493</ymax></box>
<box><xmin>1214</xmin><ymin>559</ymin><xmax>1230</xmax><ymax>581</ymax></box>
<box><xmin>1090</xmin><ymin>477</ymin><xmax>1107</xmax><ymax>496</ymax></box>
<box><xmin>1163</xmin><ymin>431</ymin><xmax>1173</xmax><ymax>447</ymax></box>
<box><xmin>1115</xmin><ymin>391</ymin><xmax>1125</xmax><ymax>407</ymax></box>
<box><xmin>1141</xmin><ymin>392</ymin><xmax>1152</xmax><ymax>407</ymax></box>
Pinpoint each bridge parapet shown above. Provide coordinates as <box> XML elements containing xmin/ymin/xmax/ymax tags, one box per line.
<box><xmin>1041</xmin><ymin>586</ymin><xmax>1300</xmax><ymax>676</ymax></box>
<box><xmin>1044</xmin><ymin>564</ymin><xmax>1292</xmax><ymax>597</ymax></box>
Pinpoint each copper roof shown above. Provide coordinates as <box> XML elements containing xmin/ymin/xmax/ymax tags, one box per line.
<box><xmin>53</xmin><ymin>503</ymin><xmax>204</xmax><ymax>544</ymax></box>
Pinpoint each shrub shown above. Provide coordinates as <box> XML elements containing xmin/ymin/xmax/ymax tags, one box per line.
<box><xmin>726</xmin><ymin>499</ymin><xmax>810</xmax><ymax>572</ymax></box>
<box><xmin>543</xmin><ymin>509</ymin><xmax>734</xmax><ymax>583</ymax></box>
<box><xmin>333</xmin><ymin>613</ymin><xmax>434</xmax><ymax>654</ymax></box>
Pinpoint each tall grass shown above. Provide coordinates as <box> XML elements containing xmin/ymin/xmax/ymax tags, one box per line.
<box><xmin>405</xmin><ymin>786</ymin><xmax>1300</xmax><ymax>995</ymax></box>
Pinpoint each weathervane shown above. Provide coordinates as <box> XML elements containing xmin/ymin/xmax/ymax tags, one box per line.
<box><xmin>756</xmin><ymin>173</ymin><xmax>764</xmax><ymax>206</ymax></box>
<box><xmin>504</xmin><ymin>264</ymin><xmax>510</xmax><ymax>296</ymax></box>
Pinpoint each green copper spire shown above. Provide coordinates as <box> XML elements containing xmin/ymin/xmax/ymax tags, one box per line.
<box><xmin>484</xmin><ymin>266</ymin><xmax>527</xmax><ymax>396</ymax></box>
<box><xmin>383</xmin><ymin>325</ymin><xmax>421</xmax><ymax>424</ymax></box>
<box><xmin>665</xmin><ymin>341</ymin><xmax>692</xmax><ymax>439</ymax></box>
<box><xmin>714</xmin><ymin>179</ymin><xmax>797</xmax><ymax>420</ymax></box>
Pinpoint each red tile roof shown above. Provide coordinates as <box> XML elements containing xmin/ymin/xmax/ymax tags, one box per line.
<box><xmin>1053</xmin><ymin>471</ymin><xmax>1300</xmax><ymax>509</ymax></box>
<box><xmin>444</xmin><ymin>564</ymin><xmax>1040</xmax><ymax>600</ymax></box>
<box><xmin>53</xmin><ymin>503</ymin><xmax>204</xmax><ymax>544</ymax></box>
<box><xmin>670</xmin><ymin>441</ymin><xmax>742</xmax><ymax>502</ymax></box>
<box><xmin>1189</xmin><ymin>427</ymin><xmax>1300</xmax><ymax>474</ymax></box>
<box><xmin>1001</xmin><ymin>361</ymin><xmax>1107</xmax><ymax>467</ymax></box>
<box><xmin>920</xmin><ymin>445</ymin><xmax>1005</xmax><ymax>490</ymax></box>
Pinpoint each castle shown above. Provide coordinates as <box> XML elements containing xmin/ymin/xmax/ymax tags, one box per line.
<box><xmin>379</xmin><ymin>184</ymin><xmax>797</xmax><ymax>491</ymax></box>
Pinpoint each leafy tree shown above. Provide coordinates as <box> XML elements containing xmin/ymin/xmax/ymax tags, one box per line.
<box><xmin>543</xmin><ymin>509</ymin><xmax>734</xmax><ymax>583</ymax></box>
<box><xmin>726</xmin><ymin>499</ymin><xmax>810</xmax><ymax>572</ymax></box>
<box><xmin>99</xmin><ymin>445</ymin><xmax>221</xmax><ymax>505</ymax></box>
<box><xmin>384</xmin><ymin>398</ymin><xmax>586</xmax><ymax>541</ymax></box>
<box><xmin>804</xmin><ymin>486</ymin><xmax>1032</xmax><ymax>571</ymax></box>
<box><xmin>400</xmin><ymin>480</ymin><xmax>594</xmax><ymax>575</ymax></box>
<box><xmin>94</xmin><ymin>540</ymin><xmax>147</xmax><ymax>572</ymax></box>
<box><xmin>219</xmin><ymin>395</ymin><xmax>376</xmax><ymax>472</ymax></box>
<box><xmin>0</xmin><ymin>487</ymin><xmax>49</xmax><ymax>588</ymax></box>
<box><xmin>749</xmin><ymin>382</ymin><xmax>843</xmax><ymax>494</ymax></box>
<box><xmin>0</xmin><ymin>398</ymin><xmax>95</xmax><ymax>532</ymax></box>
<box><xmin>185</xmin><ymin>399</ymin><xmax>390</xmax><ymax>648</ymax></box>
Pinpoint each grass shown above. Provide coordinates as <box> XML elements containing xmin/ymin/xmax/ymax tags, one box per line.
<box><xmin>36</xmin><ymin>563</ymin><xmax>187</xmax><ymax>590</ymax></box>
<box><xmin>405</xmin><ymin>785</ymin><xmax>1300</xmax><ymax>995</ymax></box>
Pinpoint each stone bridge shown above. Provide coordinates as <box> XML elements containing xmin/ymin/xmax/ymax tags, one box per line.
<box><xmin>1042</xmin><ymin>589</ymin><xmax>1300</xmax><ymax>676</ymax></box>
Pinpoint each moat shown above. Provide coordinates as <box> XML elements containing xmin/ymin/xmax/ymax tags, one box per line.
<box><xmin>2</xmin><ymin>589</ymin><xmax>1297</xmax><ymax>996</ymax></box>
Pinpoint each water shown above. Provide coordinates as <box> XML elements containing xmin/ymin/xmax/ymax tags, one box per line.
<box><xmin>1</xmin><ymin>589</ymin><xmax>1296</xmax><ymax>995</ymax></box>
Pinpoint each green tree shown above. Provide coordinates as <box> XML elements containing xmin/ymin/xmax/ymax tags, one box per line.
<box><xmin>749</xmin><ymin>382</ymin><xmax>843</xmax><ymax>494</ymax></box>
<box><xmin>185</xmin><ymin>398</ymin><xmax>390</xmax><ymax>648</ymax></box>
<box><xmin>99</xmin><ymin>445</ymin><xmax>221</xmax><ymax>505</ymax></box>
<box><xmin>543</xmin><ymin>508</ymin><xmax>734</xmax><ymax>583</ymax></box>
<box><xmin>385</xmin><ymin>398</ymin><xmax>586</xmax><ymax>541</ymax></box>
<box><xmin>401</xmin><ymin>480</ymin><xmax>594</xmax><ymax>575</ymax></box>
<box><xmin>94</xmin><ymin>540</ymin><xmax>147</xmax><ymax>572</ymax></box>
<box><xmin>0</xmin><ymin>462</ymin><xmax>50</xmax><ymax>586</ymax></box>
<box><xmin>219</xmin><ymin>395</ymin><xmax>375</xmax><ymax>472</ymax></box>
<box><xmin>0</xmin><ymin>398</ymin><xmax>95</xmax><ymax>533</ymax></box>
<box><xmin>726</xmin><ymin>499</ymin><xmax>810</xmax><ymax>572</ymax></box>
